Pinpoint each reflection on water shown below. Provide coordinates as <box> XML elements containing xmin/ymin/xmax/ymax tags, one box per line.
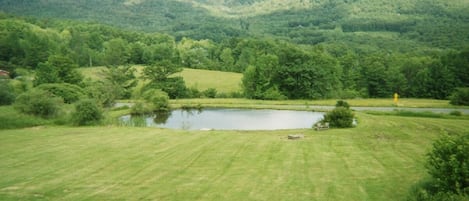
<box><xmin>120</xmin><ymin>108</ymin><xmax>324</xmax><ymax>130</ymax></box>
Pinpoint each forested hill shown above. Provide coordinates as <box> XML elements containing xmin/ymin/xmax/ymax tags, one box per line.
<box><xmin>1</xmin><ymin>1</ymin><xmax>469</xmax><ymax>100</ymax></box>
<box><xmin>1</xmin><ymin>0</ymin><xmax>469</xmax><ymax>50</ymax></box>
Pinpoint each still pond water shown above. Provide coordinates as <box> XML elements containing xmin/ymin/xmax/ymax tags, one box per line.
<box><xmin>120</xmin><ymin>108</ymin><xmax>324</xmax><ymax>130</ymax></box>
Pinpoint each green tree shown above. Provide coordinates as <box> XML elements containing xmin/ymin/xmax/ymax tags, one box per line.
<box><xmin>34</xmin><ymin>55</ymin><xmax>83</xmax><ymax>86</ymax></box>
<box><xmin>360</xmin><ymin>60</ymin><xmax>388</xmax><ymax>98</ymax></box>
<box><xmin>101</xmin><ymin>65</ymin><xmax>137</xmax><ymax>99</ymax></box>
<box><xmin>0</xmin><ymin>80</ymin><xmax>16</xmax><ymax>105</ymax></box>
<box><xmin>426</xmin><ymin>133</ymin><xmax>469</xmax><ymax>194</ymax></box>
<box><xmin>220</xmin><ymin>48</ymin><xmax>235</xmax><ymax>71</ymax></box>
<box><xmin>103</xmin><ymin>38</ymin><xmax>129</xmax><ymax>66</ymax></box>
<box><xmin>450</xmin><ymin>88</ymin><xmax>469</xmax><ymax>106</ymax></box>
<box><xmin>142</xmin><ymin>61</ymin><xmax>187</xmax><ymax>99</ymax></box>
<box><xmin>20</xmin><ymin>31</ymin><xmax>56</xmax><ymax>68</ymax></box>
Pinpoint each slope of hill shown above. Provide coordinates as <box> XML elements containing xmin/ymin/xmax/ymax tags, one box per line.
<box><xmin>1</xmin><ymin>0</ymin><xmax>468</xmax><ymax>49</ymax></box>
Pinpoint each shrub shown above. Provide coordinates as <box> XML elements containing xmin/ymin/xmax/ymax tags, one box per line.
<box><xmin>336</xmin><ymin>100</ymin><xmax>350</xmax><ymax>109</ymax></box>
<box><xmin>321</xmin><ymin>101</ymin><xmax>354</xmax><ymax>128</ymax></box>
<box><xmin>130</xmin><ymin>101</ymin><xmax>153</xmax><ymax>115</ymax></box>
<box><xmin>143</xmin><ymin>89</ymin><xmax>170</xmax><ymax>112</ymax></box>
<box><xmin>407</xmin><ymin>134</ymin><xmax>469</xmax><ymax>201</ymax></box>
<box><xmin>0</xmin><ymin>80</ymin><xmax>15</xmax><ymax>105</ymax></box>
<box><xmin>426</xmin><ymin>133</ymin><xmax>468</xmax><ymax>194</ymax></box>
<box><xmin>37</xmin><ymin>83</ymin><xmax>86</xmax><ymax>103</ymax></box>
<box><xmin>450</xmin><ymin>111</ymin><xmax>462</xmax><ymax>116</ymax></box>
<box><xmin>203</xmin><ymin>88</ymin><xmax>217</xmax><ymax>98</ymax></box>
<box><xmin>71</xmin><ymin>99</ymin><xmax>103</xmax><ymax>126</ymax></box>
<box><xmin>187</xmin><ymin>87</ymin><xmax>201</xmax><ymax>98</ymax></box>
<box><xmin>14</xmin><ymin>89</ymin><xmax>63</xmax><ymax>118</ymax></box>
<box><xmin>323</xmin><ymin>107</ymin><xmax>355</xmax><ymax>128</ymax></box>
<box><xmin>262</xmin><ymin>87</ymin><xmax>287</xmax><ymax>100</ymax></box>
<box><xmin>450</xmin><ymin>88</ymin><xmax>469</xmax><ymax>106</ymax></box>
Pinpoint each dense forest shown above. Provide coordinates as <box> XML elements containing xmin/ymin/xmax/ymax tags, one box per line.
<box><xmin>1</xmin><ymin>0</ymin><xmax>469</xmax><ymax>101</ymax></box>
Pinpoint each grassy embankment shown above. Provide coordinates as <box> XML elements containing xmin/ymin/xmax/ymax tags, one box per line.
<box><xmin>1</xmin><ymin>114</ymin><xmax>468</xmax><ymax>201</ymax></box>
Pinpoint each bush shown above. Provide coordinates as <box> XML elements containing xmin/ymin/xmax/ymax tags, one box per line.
<box><xmin>407</xmin><ymin>178</ymin><xmax>468</xmax><ymax>201</ymax></box>
<box><xmin>407</xmin><ymin>134</ymin><xmax>469</xmax><ymax>201</ymax></box>
<box><xmin>71</xmin><ymin>99</ymin><xmax>103</xmax><ymax>126</ymax></box>
<box><xmin>143</xmin><ymin>89</ymin><xmax>170</xmax><ymax>112</ymax></box>
<box><xmin>130</xmin><ymin>101</ymin><xmax>153</xmax><ymax>115</ymax></box>
<box><xmin>450</xmin><ymin>88</ymin><xmax>469</xmax><ymax>106</ymax></box>
<box><xmin>202</xmin><ymin>88</ymin><xmax>217</xmax><ymax>98</ymax></box>
<box><xmin>426</xmin><ymin>133</ymin><xmax>468</xmax><ymax>194</ymax></box>
<box><xmin>0</xmin><ymin>80</ymin><xmax>16</xmax><ymax>105</ymax></box>
<box><xmin>336</xmin><ymin>100</ymin><xmax>350</xmax><ymax>109</ymax></box>
<box><xmin>14</xmin><ymin>89</ymin><xmax>63</xmax><ymax>118</ymax></box>
<box><xmin>37</xmin><ymin>83</ymin><xmax>86</xmax><ymax>103</ymax></box>
<box><xmin>323</xmin><ymin>107</ymin><xmax>355</xmax><ymax>128</ymax></box>
<box><xmin>187</xmin><ymin>87</ymin><xmax>201</xmax><ymax>98</ymax></box>
<box><xmin>450</xmin><ymin>111</ymin><xmax>462</xmax><ymax>116</ymax></box>
<box><xmin>262</xmin><ymin>87</ymin><xmax>287</xmax><ymax>100</ymax></box>
<box><xmin>322</xmin><ymin>101</ymin><xmax>354</xmax><ymax>128</ymax></box>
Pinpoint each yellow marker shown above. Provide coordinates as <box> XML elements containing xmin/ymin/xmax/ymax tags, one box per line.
<box><xmin>393</xmin><ymin>93</ymin><xmax>399</xmax><ymax>104</ymax></box>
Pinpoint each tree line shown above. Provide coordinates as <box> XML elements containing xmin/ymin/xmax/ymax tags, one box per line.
<box><xmin>1</xmin><ymin>15</ymin><xmax>468</xmax><ymax>101</ymax></box>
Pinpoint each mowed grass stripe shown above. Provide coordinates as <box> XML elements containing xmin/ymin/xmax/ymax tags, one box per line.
<box><xmin>1</xmin><ymin>115</ymin><xmax>469</xmax><ymax>200</ymax></box>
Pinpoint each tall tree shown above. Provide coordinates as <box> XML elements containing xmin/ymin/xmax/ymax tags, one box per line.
<box><xmin>103</xmin><ymin>38</ymin><xmax>129</xmax><ymax>66</ymax></box>
<box><xmin>34</xmin><ymin>55</ymin><xmax>83</xmax><ymax>86</ymax></box>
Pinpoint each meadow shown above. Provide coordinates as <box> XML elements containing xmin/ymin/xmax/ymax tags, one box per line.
<box><xmin>79</xmin><ymin>67</ymin><xmax>242</xmax><ymax>94</ymax></box>
<box><xmin>1</xmin><ymin>113</ymin><xmax>468</xmax><ymax>200</ymax></box>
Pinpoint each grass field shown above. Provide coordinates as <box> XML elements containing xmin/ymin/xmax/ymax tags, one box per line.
<box><xmin>1</xmin><ymin>114</ymin><xmax>468</xmax><ymax>200</ymax></box>
<box><xmin>79</xmin><ymin>67</ymin><xmax>242</xmax><ymax>94</ymax></box>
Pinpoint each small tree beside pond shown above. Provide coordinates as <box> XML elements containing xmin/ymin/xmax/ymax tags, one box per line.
<box><xmin>142</xmin><ymin>89</ymin><xmax>170</xmax><ymax>112</ymax></box>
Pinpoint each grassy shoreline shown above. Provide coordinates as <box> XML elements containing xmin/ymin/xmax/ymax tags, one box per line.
<box><xmin>169</xmin><ymin>98</ymin><xmax>458</xmax><ymax>109</ymax></box>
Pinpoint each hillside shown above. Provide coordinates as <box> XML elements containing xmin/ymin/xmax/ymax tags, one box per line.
<box><xmin>1</xmin><ymin>0</ymin><xmax>469</xmax><ymax>49</ymax></box>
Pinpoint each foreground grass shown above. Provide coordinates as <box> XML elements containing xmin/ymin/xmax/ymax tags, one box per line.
<box><xmin>1</xmin><ymin>114</ymin><xmax>468</xmax><ymax>200</ymax></box>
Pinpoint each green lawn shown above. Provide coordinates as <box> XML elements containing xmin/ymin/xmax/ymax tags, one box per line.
<box><xmin>1</xmin><ymin>114</ymin><xmax>468</xmax><ymax>200</ymax></box>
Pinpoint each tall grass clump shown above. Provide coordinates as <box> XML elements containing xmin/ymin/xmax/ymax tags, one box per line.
<box><xmin>0</xmin><ymin>106</ymin><xmax>49</xmax><ymax>129</ymax></box>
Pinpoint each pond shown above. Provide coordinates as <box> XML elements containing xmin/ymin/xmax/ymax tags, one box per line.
<box><xmin>119</xmin><ymin>108</ymin><xmax>324</xmax><ymax>130</ymax></box>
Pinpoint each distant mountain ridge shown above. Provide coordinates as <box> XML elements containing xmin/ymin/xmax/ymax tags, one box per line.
<box><xmin>1</xmin><ymin>0</ymin><xmax>469</xmax><ymax>49</ymax></box>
